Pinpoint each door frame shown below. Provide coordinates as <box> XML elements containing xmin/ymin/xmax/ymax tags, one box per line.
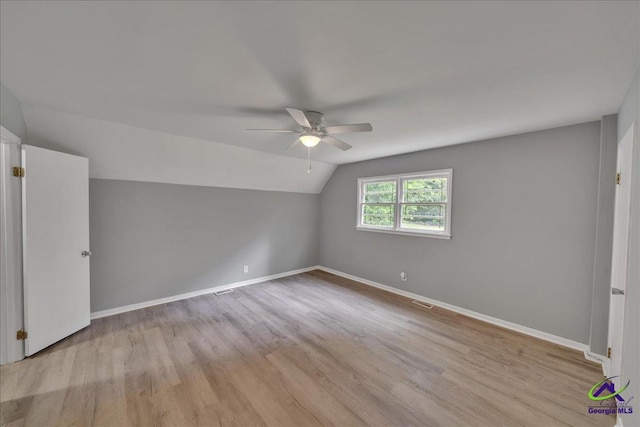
<box><xmin>0</xmin><ymin>126</ymin><xmax>25</xmax><ymax>365</ymax></box>
<box><xmin>606</xmin><ymin>122</ymin><xmax>635</xmax><ymax>381</ymax></box>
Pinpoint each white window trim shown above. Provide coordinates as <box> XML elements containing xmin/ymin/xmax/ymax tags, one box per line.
<box><xmin>356</xmin><ymin>168</ymin><xmax>452</xmax><ymax>239</ymax></box>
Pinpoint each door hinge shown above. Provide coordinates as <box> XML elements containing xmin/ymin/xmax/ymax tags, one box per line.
<box><xmin>607</xmin><ymin>347</ymin><xmax>612</xmax><ymax>358</ymax></box>
<box><xmin>616</xmin><ymin>172</ymin><xmax>621</xmax><ymax>185</ymax></box>
<box><xmin>16</xmin><ymin>329</ymin><xmax>27</xmax><ymax>340</ymax></box>
<box><xmin>12</xmin><ymin>167</ymin><xmax>25</xmax><ymax>178</ymax></box>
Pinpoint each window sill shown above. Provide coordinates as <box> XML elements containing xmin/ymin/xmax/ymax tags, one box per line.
<box><xmin>355</xmin><ymin>226</ymin><xmax>452</xmax><ymax>240</ymax></box>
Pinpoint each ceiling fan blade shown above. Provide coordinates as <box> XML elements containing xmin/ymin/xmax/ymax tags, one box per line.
<box><xmin>246</xmin><ymin>129</ymin><xmax>298</xmax><ymax>133</ymax></box>
<box><xmin>322</xmin><ymin>135</ymin><xmax>352</xmax><ymax>151</ymax></box>
<box><xmin>286</xmin><ymin>138</ymin><xmax>302</xmax><ymax>150</ymax></box>
<box><xmin>285</xmin><ymin>107</ymin><xmax>312</xmax><ymax>128</ymax></box>
<box><xmin>323</xmin><ymin>123</ymin><xmax>373</xmax><ymax>134</ymax></box>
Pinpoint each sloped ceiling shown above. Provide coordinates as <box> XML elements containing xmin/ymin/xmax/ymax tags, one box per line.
<box><xmin>21</xmin><ymin>106</ymin><xmax>336</xmax><ymax>193</ymax></box>
<box><xmin>1</xmin><ymin>1</ymin><xmax>639</xmax><ymax>168</ymax></box>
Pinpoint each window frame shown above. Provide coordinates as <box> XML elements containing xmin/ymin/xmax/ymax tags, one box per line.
<box><xmin>356</xmin><ymin>168</ymin><xmax>453</xmax><ymax>239</ymax></box>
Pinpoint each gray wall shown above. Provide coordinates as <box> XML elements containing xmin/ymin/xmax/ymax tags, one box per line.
<box><xmin>618</xmin><ymin>67</ymin><xmax>639</xmax><ymax>427</ymax></box>
<box><xmin>90</xmin><ymin>179</ymin><xmax>319</xmax><ymax>312</ymax></box>
<box><xmin>589</xmin><ymin>114</ymin><xmax>617</xmax><ymax>356</ymax></box>
<box><xmin>320</xmin><ymin>122</ymin><xmax>601</xmax><ymax>345</ymax></box>
<box><xmin>0</xmin><ymin>83</ymin><xmax>28</xmax><ymax>143</ymax></box>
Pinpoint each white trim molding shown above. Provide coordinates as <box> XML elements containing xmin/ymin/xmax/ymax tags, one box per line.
<box><xmin>0</xmin><ymin>126</ymin><xmax>20</xmax><ymax>145</ymax></box>
<box><xmin>584</xmin><ymin>351</ymin><xmax>609</xmax><ymax>376</ymax></box>
<box><xmin>355</xmin><ymin>226</ymin><xmax>452</xmax><ymax>240</ymax></box>
<box><xmin>316</xmin><ymin>266</ymin><xmax>590</xmax><ymax>353</ymax></box>
<box><xmin>357</xmin><ymin>168</ymin><xmax>453</xmax><ymax>239</ymax></box>
<box><xmin>0</xmin><ymin>128</ymin><xmax>24</xmax><ymax>365</ymax></box>
<box><xmin>91</xmin><ymin>266</ymin><xmax>320</xmax><ymax>319</ymax></box>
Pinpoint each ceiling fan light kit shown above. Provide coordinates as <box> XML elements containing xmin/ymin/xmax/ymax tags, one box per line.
<box><xmin>299</xmin><ymin>133</ymin><xmax>321</xmax><ymax>147</ymax></box>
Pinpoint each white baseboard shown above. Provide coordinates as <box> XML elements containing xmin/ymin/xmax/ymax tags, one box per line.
<box><xmin>316</xmin><ymin>266</ymin><xmax>590</xmax><ymax>353</ymax></box>
<box><xmin>584</xmin><ymin>351</ymin><xmax>609</xmax><ymax>375</ymax></box>
<box><xmin>90</xmin><ymin>265</ymin><xmax>321</xmax><ymax>319</ymax></box>
<box><xmin>91</xmin><ymin>264</ymin><xmax>601</xmax><ymax>366</ymax></box>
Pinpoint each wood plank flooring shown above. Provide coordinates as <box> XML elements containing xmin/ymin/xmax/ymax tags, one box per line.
<box><xmin>1</xmin><ymin>270</ymin><xmax>613</xmax><ymax>426</ymax></box>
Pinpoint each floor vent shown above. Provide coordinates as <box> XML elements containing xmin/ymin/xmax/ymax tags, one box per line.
<box><xmin>214</xmin><ymin>289</ymin><xmax>234</xmax><ymax>296</ymax></box>
<box><xmin>412</xmin><ymin>300</ymin><xmax>434</xmax><ymax>309</ymax></box>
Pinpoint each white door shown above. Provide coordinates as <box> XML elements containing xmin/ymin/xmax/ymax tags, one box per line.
<box><xmin>607</xmin><ymin>123</ymin><xmax>634</xmax><ymax>383</ymax></box>
<box><xmin>22</xmin><ymin>145</ymin><xmax>90</xmax><ymax>356</ymax></box>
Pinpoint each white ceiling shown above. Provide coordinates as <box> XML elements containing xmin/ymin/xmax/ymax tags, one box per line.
<box><xmin>1</xmin><ymin>1</ymin><xmax>639</xmax><ymax>165</ymax></box>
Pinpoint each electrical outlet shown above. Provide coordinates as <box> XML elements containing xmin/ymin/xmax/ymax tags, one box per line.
<box><xmin>400</xmin><ymin>272</ymin><xmax>408</xmax><ymax>281</ymax></box>
<box><xmin>243</xmin><ymin>265</ymin><xmax>249</xmax><ymax>273</ymax></box>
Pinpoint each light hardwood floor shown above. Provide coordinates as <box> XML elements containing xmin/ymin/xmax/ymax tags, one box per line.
<box><xmin>1</xmin><ymin>270</ymin><xmax>613</xmax><ymax>427</ymax></box>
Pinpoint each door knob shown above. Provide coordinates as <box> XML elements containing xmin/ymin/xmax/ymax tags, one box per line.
<box><xmin>81</xmin><ymin>251</ymin><xmax>92</xmax><ymax>257</ymax></box>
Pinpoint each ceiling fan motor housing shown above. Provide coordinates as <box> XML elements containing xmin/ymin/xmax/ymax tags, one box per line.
<box><xmin>304</xmin><ymin>111</ymin><xmax>324</xmax><ymax>130</ymax></box>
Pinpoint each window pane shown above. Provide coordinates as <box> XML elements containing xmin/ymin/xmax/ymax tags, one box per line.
<box><xmin>362</xmin><ymin>203</ymin><xmax>395</xmax><ymax>227</ymax></box>
<box><xmin>403</xmin><ymin>177</ymin><xmax>446</xmax><ymax>191</ymax></box>
<box><xmin>364</xmin><ymin>192</ymin><xmax>396</xmax><ymax>203</ymax></box>
<box><xmin>401</xmin><ymin>204</ymin><xmax>444</xmax><ymax>217</ymax></box>
<box><xmin>363</xmin><ymin>204</ymin><xmax>394</xmax><ymax>216</ymax></box>
<box><xmin>363</xmin><ymin>181</ymin><xmax>396</xmax><ymax>203</ymax></box>
<box><xmin>365</xmin><ymin>181</ymin><xmax>396</xmax><ymax>193</ymax></box>
<box><xmin>362</xmin><ymin>214</ymin><xmax>395</xmax><ymax>227</ymax></box>
<box><xmin>404</xmin><ymin>190</ymin><xmax>446</xmax><ymax>203</ymax></box>
<box><xmin>401</xmin><ymin>204</ymin><xmax>445</xmax><ymax>231</ymax></box>
<box><xmin>403</xmin><ymin>177</ymin><xmax>447</xmax><ymax>202</ymax></box>
<box><xmin>401</xmin><ymin>216</ymin><xmax>445</xmax><ymax>231</ymax></box>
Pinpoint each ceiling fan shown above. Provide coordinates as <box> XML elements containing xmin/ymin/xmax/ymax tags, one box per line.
<box><xmin>247</xmin><ymin>108</ymin><xmax>373</xmax><ymax>151</ymax></box>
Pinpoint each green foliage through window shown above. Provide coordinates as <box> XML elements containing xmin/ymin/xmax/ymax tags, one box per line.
<box><xmin>363</xmin><ymin>181</ymin><xmax>396</xmax><ymax>203</ymax></box>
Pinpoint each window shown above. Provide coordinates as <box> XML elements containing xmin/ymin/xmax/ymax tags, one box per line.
<box><xmin>357</xmin><ymin>169</ymin><xmax>452</xmax><ymax>238</ymax></box>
